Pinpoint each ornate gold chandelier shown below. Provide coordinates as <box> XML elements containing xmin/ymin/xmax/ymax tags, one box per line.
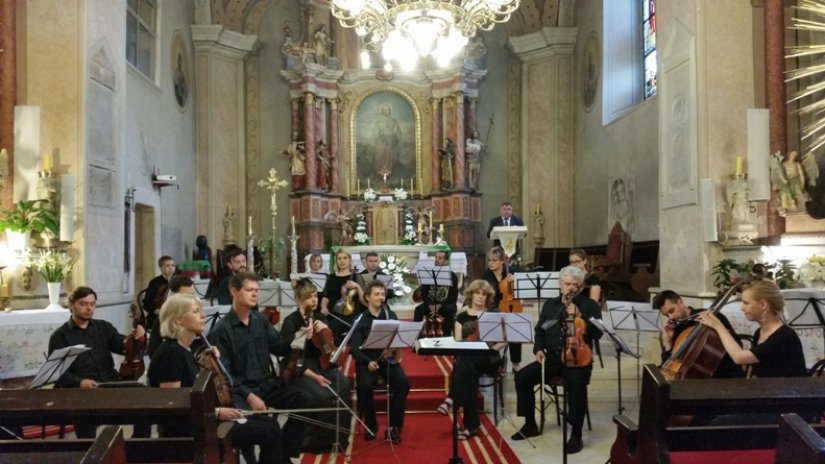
<box><xmin>330</xmin><ymin>0</ymin><xmax>520</xmax><ymax>69</ymax></box>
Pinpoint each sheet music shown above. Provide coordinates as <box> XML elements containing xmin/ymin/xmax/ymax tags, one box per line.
<box><xmin>30</xmin><ymin>344</ymin><xmax>91</xmax><ymax>389</ymax></box>
<box><xmin>362</xmin><ymin>320</ymin><xmax>424</xmax><ymax>350</ymax></box>
<box><xmin>513</xmin><ymin>272</ymin><xmax>559</xmax><ymax>299</ymax></box>
<box><xmin>589</xmin><ymin>318</ymin><xmax>640</xmax><ymax>358</ymax></box>
<box><xmin>477</xmin><ymin>312</ymin><xmax>534</xmax><ymax>343</ymax></box>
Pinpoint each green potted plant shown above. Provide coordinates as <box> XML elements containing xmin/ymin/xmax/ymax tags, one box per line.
<box><xmin>0</xmin><ymin>200</ymin><xmax>59</xmax><ymax>251</ymax></box>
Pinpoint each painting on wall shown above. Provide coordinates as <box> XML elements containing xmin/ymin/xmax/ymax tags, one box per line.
<box><xmin>582</xmin><ymin>31</ymin><xmax>600</xmax><ymax>112</ymax></box>
<box><xmin>171</xmin><ymin>32</ymin><xmax>189</xmax><ymax>110</ymax></box>
<box><xmin>352</xmin><ymin>89</ymin><xmax>419</xmax><ymax>185</ymax></box>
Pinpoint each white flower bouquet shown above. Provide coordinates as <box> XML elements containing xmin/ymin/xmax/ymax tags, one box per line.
<box><xmin>799</xmin><ymin>256</ymin><xmax>825</xmax><ymax>287</ymax></box>
<box><xmin>379</xmin><ymin>254</ymin><xmax>413</xmax><ymax>298</ymax></box>
<box><xmin>354</xmin><ymin>213</ymin><xmax>370</xmax><ymax>245</ymax></box>
<box><xmin>363</xmin><ymin>188</ymin><xmax>377</xmax><ymax>202</ymax></box>
<box><xmin>393</xmin><ymin>188</ymin><xmax>408</xmax><ymax>200</ymax></box>
<box><xmin>28</xmin><ymin>249</ymin><xmax>76</xmax><ymax>282</ymax></box>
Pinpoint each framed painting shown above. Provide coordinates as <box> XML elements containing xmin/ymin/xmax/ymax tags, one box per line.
<box><xmin>351</xmin><ymin>88</ymin><xmax>421</xmax><ymax>186</ymax></box>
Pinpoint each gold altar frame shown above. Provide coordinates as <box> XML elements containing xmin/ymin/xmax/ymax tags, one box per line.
<box><xmin>349</xmin><ymin>87</ymin><xmax>422</xmax><ymax>192</ymax></box>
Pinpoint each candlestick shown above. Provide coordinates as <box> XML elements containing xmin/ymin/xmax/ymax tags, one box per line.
<box><xmin>42</xmin><ymin>152</ymin><xmax>51</xmax><ymax>172</ymax></box>
<box><xmin>735</xmin><ymin>156</ymin><xmax>743</xmax><ymax>175</ymax></box>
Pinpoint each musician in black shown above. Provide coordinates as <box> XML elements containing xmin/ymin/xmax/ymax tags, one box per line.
<box><xmin>320</xmin><ymin>249</ymin><xmax>366</xmax><ymax>342</ymax></box>
<box><xmin>350</xmin><ymin>280</ymin><xmax>409</xmax><ymax>444</ymax></box>
<box><xmin>653</xmin><ymin>290</ymin><xmax>744</xmax><ymax>379</ymax></box>
<box><xmin>413</xmin><ymin>250</ymin><xmax>459</xmax><ymax>337</ymax></box>
<box><xmin>511</xmin><ymin>266</ymin><xmax>602</xmax><ymax>454</ymax></box>
<box><xmin>142</xmin><ymin>255</ymin><xmax>176</xmax><ymax>328</ymax></box>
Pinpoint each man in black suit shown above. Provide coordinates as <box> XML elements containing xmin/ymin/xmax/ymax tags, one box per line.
<box><xmin>487</xmin><ymin>202</ymin><xmax>525</xmax><ymax>255</ymax></box>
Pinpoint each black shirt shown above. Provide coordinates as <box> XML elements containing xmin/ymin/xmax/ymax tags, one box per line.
<box><xmin>751</xmin><ymin>324</ymin><xmax>807</xmax><ymax>378</ymax></box>
<box><xmin>48</xmin><ymin>318</ymin><xmax>125</xmax><ymax>387</ymax></box>
<box><xmin>350</xmin><ymin>307</ymin><xmax>399</xmax><ymax>365</ymax></box>
<box><xmin>534</xmin><ymin>294</ymin><xmax>603</xmax><ymax>361</ymax></box>
<box><xmin>147</xmin><ymin>339</ymin><xmax>199</xmax><ymax>437</ymax></box>
<box><xmin>482</xmin><ymin>268</ymin><xmax>508</xmax><ymax>308</ymax></box>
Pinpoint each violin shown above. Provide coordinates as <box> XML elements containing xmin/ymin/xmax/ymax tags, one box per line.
<box><xmin>498</xmin><ymin>269</ymin><xmax>523</xmax><ymax>313</ymax></box>
<box><xmin>311</xmin><ymin>323</ymin><xmax>337</xmax><ymax>370</ymax></box>
<box><xmin>281</xmin><ymin>311</ymin><xmax>310</xmax><ymax>384</ymax></box>
<box><xmin>119</xmin><ymin>303</ymin><xmax>146</xmax><ymax>380</ymax></box>
<box><xmin>197</xmin><ymin>336</ymin><xmax>234</xmax><ymax>407</ymax></box>
<box><xmin>561</xmin><ymin>291</ymin><xmax>592</xmax><ymax>367</ymax></box>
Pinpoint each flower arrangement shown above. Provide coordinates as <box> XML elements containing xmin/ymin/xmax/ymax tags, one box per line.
<box><xmin>799</xmin><ymin>256</ymin><xmax>825</xmax><ymax>288</ymax></box>
<box><xmin>362</xmin><ymin>187</ymin><xmax>409</xmax><ymax>203</ymax></box>
<box><xmin>393</xmin><ymin>188</ymin><xmax>409</xmax><ymax>200</ymax></box>
<box><xmin>379</xmin><ymin>254</ymin><xmax>413</xmax><ymax>299</ymax></box>
<box><xmin>363</xmin><ymin>188</ymin><xmax>377</xmax><ymax>202</ymax></box>
<box><xmin>27</xmin><ymin>249</ymin><xmax>76</xmax><ymax>283</ymax></box>
<box><xmin>354</xmin><ymin>213</ymin><xmax>370</xmax><ymax>245</ymax></box>
<box><xmin>400</xmin><ymin>209</ymin><xmax>417</xmax><ymax>245</ymax></box>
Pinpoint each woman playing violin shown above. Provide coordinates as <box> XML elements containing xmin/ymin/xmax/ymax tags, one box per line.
<box><xmin>279</xmin><ymin>278</ymin><xmax>351</xmax><ymax>452</ymax></box>
<box><xmin>436</xmin><ymin>279</ymin><xmax>506</xmax><ymax>440</ymax></box>
<box><xmin>320</xmin><ymin>249</ymin><xmax>366</xmax><ymax>341</ymax></box>
<box><xmin>697</xmin><ymin>279</ymin><xmax>806</xmax><ymax>378</ymax></box>
<box><xmin>482</xmin><ymin>246</ymin><xmax>522</xmax><ymax>369</ymax></box>
<box><xmin>511</xmin><ymin>266</ymin><xmax>602</xmax><ymax>454</ymax></box>
<box><xmin>147</xmin><ymin>293</ymin><xmax>287</xmax><ymax>463</ymax></box>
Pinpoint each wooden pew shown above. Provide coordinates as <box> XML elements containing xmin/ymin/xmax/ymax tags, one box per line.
<box><xmin>0</xmin><ymin>425</ymin><xmax>126</xmax><ymax>464</ymax></box>
<box><xmin>776</xmin><ymin>413</ymin><xmax>825</xmax><ymax>464</ymax></box>
<box><xmin>0</xmin><ymin>371</ymin><xmax>225</xmax><ymax>464</ymax></box>
<box><xmin>611</xmin><ymin>364</ymin><xmax>825</xmax><ymax>464</ymax></box>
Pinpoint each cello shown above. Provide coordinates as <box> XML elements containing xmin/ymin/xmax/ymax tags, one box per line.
<box><xmin>119</xmin><ymin>301</ymin><xmax>146</xmax><ymax>380</ymax></box>
<box><xmin>660</xmin><ymin>268</ymin><xmax>762</xmax><ymax>380</ymax></box>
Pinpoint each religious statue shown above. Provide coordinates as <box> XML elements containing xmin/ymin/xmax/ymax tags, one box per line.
<box><xmin>313</xmin><ymin>24</ymin><xmax>332</xmax><ymax>67</ymax></box>
<box><xmin>316</xmin><ymin>139</ymin><xmax>334</xmax><ymax>191</ymax></box>
<box><xmin>770</xmin><ymin>150</ymin><xmax>819</xmax><ymax>215</ymax></box>
<box><xmin>335</xmin><ymin>207</ymin><xmax>355</xmax><ymax>245</ymax></box>
<box><xmin>465</xmin><ymin>130</ymin><xmax>484</xmax><ymax>191</ymax></box>
<box><xmin>282</xmin><ymin>131</ymin><xmax>306</xmax><ymax>190</ymax></box>
<box><xmin>439</xmin><ymin>138</ymin><xmax>455</xmax><ymax>190</ymax></box>
<box><xmin>222</xmin><ymin>207</ymin><xmax>236</xmax><ymax>246</ymax></box>
<box><xmin>724</xmin><ymin>171</ymin><xmax>757</xmax><ymax>245</ymax></box>
<box><xmin>465</xmin><ymin>34</ymin><xmax>487</xmax><ymax>68</ymax></box>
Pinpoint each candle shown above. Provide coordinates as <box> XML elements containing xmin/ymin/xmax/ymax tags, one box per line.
<box><xmin>367</xmin><ymin>178</ymin><xmax>371</xmax><ymax>189</ymax></box>
<box><xmin>400</xmin><ymin>179</ymin><xmax>404</xmax><ymax>190</ymax></box>
<box><xmin>42</xmin><ymin>152</ymin><xmax>51</xmax><ymax>172</ymax></box>
<box><xmin>59</xmin><ymin>175</ymin><xmax>75</xmax><ymax>241</ymax></box>
<box><xmin>439</xmin><ymin>223</ymin><xmax>444</xmax><ymax>234</ymax></box>
<box><xmin>357</xmin><ymin>178</ymin><xmax>361</xmax><ymax>194</ymax></box>
<box><xmin>248</xmin><ymin>215</ymin><xmax>253</xmax><ymax>235</ymax></box>
<box><xmin>735</xmin><ymin>156</ymin><xmax>743</xmax><ymax>175</ymax></box>
<box><xmin>291</xmin><ymin>215</ymin><xmax>296</xmax><ymax>235</ymax></box>
<box><xmin>417</xmin><ymin>222</ymin><xmax>423</xmax><ymax>234</ymax></box>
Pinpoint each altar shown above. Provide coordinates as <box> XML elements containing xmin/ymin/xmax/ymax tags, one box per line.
<box><xmin>328</xmin><ymin>245</ymin><xmax>466</xmax><ymax>276</ymax></box>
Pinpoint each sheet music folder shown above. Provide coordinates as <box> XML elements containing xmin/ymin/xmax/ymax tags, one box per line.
<box><xmin>361</xmin><ymin>320</ymin><xmax>424</xmax><ymax>350</ymax></box>
<box><xmin>589</xmin><ymin>317</ymin><xmax>640</xmax><ymax>358</ymax></box>
<box><xmin>414</xmin><ymin>337</ymin><xmax>491</xmax><ymax>356</ymax></box>
<box><xmin>476</xmin><ymin>312</ymin><xmax>534</xmax><ymax>344</ymax></box>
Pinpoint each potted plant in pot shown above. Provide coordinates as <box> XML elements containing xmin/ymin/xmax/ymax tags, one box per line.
<box><xmin>27</xmin><ymin>248</ymin><xmax>76</xmax><ymax>310</ymax></box>
<box><xmin>0</xmin><ymin>199</ymin><xmax>59</xmax><ymax>251</ymax></box>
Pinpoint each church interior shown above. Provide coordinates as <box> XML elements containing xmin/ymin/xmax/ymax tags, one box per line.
<box><xmin>2</xmin><ymin>0</ymin><xmax>825</xmax><ymax>463</ymax></box>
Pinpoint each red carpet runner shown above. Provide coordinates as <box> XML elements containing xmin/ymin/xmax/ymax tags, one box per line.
<box><xmin>300</xmin><ymin>348</ymin><xmax>520</xmax><ymax>463</ymax></box>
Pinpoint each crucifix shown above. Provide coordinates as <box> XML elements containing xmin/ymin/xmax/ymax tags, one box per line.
<box><xmin>257</xmin><ymin>168</ymin><xmax>290</xmax><ymax>231</ymax></box>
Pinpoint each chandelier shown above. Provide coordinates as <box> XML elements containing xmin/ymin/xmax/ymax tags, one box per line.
<box><xmin>330</xmin><ymin>0</ymin><xmax>520</xmax><ymax>70</ymax></box>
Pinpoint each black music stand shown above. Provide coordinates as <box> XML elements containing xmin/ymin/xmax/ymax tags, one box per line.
<box><xmin>203</xmin><ymin>305</ymin><xmax>231</xmax><ymax>333</ymax></box>
<box><xmin>30</xmin><ymin>344</ymin><xmax>91</xmax><ymax>389</ymax></box>
<box><xmin>785</xmin><ymin>290</ymin><xmax>825</xmax><ymax>354</ymax></box>
<box><xmin>609</xmin><ymin>302</ymin><xmax>660</xmax><ymax>394</ymax></box>
<box><xmin>588</xmin><ymin>317</ymin><xmax>639</xmax><ymax>414</ymax></box>
<box><xmin>360</xmin><ymin>319</ymin><xmax>423</xmax><ymax>452</ymax></box>
<box><xmin>513</xmin><ymin>272</ymin><xmax>559</xmax><ymax>312</ymax></box>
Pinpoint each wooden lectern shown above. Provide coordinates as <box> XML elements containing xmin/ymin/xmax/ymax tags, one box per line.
<box><xmin>490</xmin><ymin>225</ymin><xmax>528</xmax><ymax>257</ymax></box>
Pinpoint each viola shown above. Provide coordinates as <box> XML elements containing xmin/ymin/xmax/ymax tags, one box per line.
<box><xmin>262</xmin><ymin>306</ymin><xmax>280</xmax><ymax>325</ymax></box>
<box><xmin>197</xmin><ymin>336</ymin><xmax>234</xmax><ymax>407</ymax></box>
<box><xmin>119</xmin><ymin>303</ymin><xmax>146</xmax><ymax>380</ymax></box>
<box><xmin>498</xmin><ymin>275</ymin><xmax>523</xmax><ymax>313</ymax></box>
<box><xmin>281</xmin><ymin>312</ymin><xmax>311</xmax><ymax>384</ymax></box>
<box><xmin>311</xmin><ymin>323</ymin><xmax>337</xmax><ymax>370</ymax></box>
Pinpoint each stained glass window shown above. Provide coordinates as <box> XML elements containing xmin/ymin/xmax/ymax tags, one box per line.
<box><xmin>642</xmin><ymin>0</ymin><xmax>657</xmax><ymax>99</ymax></box>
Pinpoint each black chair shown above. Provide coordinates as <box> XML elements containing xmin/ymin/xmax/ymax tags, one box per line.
<box><xmin>535</xmin><ymin>377</ymin><xmax>591</xmax><ymax>433</ymax></box>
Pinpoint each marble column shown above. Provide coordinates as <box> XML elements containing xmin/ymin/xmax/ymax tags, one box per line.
<box><xmin>432</xmin><ymin>98</ymin><xmax>441</xmax><ymax>192</ymax></box>
<box><xmin>764</xmin><ymin>0</ymin><xmax>786</xmax><ymax>237</ymax></box>
<box><xmin>0</xmin><ymin>0</ymin><xmax>15</xmax><ymax>206</ymax></box>
<box><xmin>453</xmin><ymin>93</ymin><xmax>466</xmax><ymax>190</ymax></box>
<box><xmin>291</xmin><ymin>98</ymin><xmax>300</xmax><ymax>138</ymax></box>
<box><xmin>467</xmin><ymin>98</ymin><xmax>478</xmax><ymax>135</ymax></box>
<box><xmin>329</xmin><ymin>98</ymin><xmax>340</xmax><ymax>194</ymax></box>
<box><xmin>304</xmin><ymin>92</ymin><xmax>317</xmax><ymax>191</ymax></box>
<box><xmin>192</xmin><ymin>25</ymin><xmax>259</xmax><ymax>249</ymax></box>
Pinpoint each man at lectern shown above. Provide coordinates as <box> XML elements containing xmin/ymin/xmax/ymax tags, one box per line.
<box><xmin>511</xmin><ymin>266</ymin><xmax>602</xmax><ymax>454</ymax></box>
<box><xmin>486</xmin><ymin>201</ymin><xmax>524</xmax><ymax>254</ymax></box>
<box><xmin>350</xmin><ymin>280</ymin><xmax>410</xmax><ymax>444</ymax></box>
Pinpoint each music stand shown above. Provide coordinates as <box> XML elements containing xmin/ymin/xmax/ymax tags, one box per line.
<box><xmin>30</xmin><ymin>344</ymin><xmax>91</xmax><ymax>389</ymax></box>
<box><xmin>785</xmin><ymin>290</ymin><xmax>825</xmax><ymax>354</ymax></box>
<box><xmin>589</xmin><ymin>317</ymin><xmax>639</xmax><ymax>414</ymax></box>
<box><xmin>360</xmin><ymin>319</ymin><xmax>423</xmax><ymax>451</ymax></box>
<box><xmin>609</xmin><ymin>302</ymin><xmax>660</xmax><ymax>394</ymax></box>
<box><xmin>513</xmin><ymin>272</ymin><xmax>559</xmax><ymax>312</ymax></box>
<box><xmin>203</xmin><ymin>305</ymin><xmax>231</xmax><ymax>333</ymax></box>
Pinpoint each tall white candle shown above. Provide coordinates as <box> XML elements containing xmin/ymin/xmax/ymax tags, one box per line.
<box><xmin>59</xmin><ymin>175</ymin><xmax>75</xmax><ymax>241</ymax></box>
